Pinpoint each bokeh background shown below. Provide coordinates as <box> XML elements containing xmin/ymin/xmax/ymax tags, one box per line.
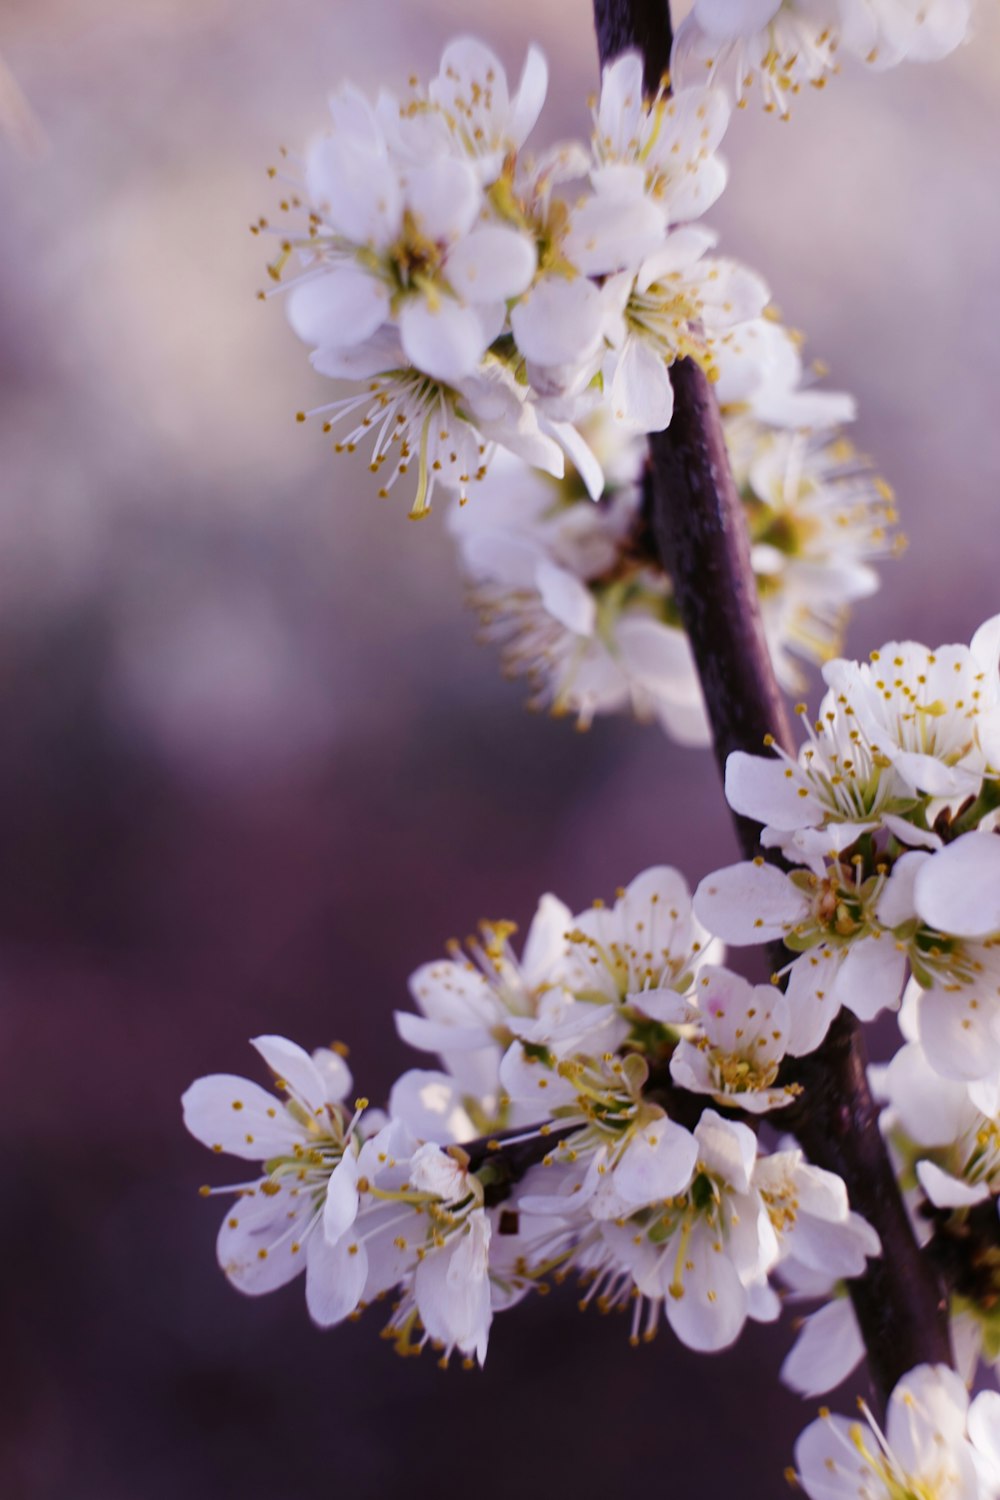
<box><xmin>2</xmin><ymin>2</ymin><xmax>999</xmax><ymax>1496</ymax></box>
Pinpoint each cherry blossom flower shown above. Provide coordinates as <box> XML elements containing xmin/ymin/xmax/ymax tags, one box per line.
<box><xmin>304</xmin><ymin>338</ymin><xmax>564</xmax><ymax>517</ymax></box>
<box><xmin>602</xmin><ymin>226</ymin><xmax>769</xmax><ymax>432</ymax></box>
<box><xmin>449</xmin><ymin>437</ymin><xmax>710</xmax><ymax>738</ymax></box>
<box><xmin>728</xmin><ymin>420</ymin><xmax>902</xmax><ymax>692</ymax></box>
<box><xmin>672</xmin><ymin>0</ymin><xmax>972</xmax><ymax>118</ymax></box>
<box><xmin>672</xmin><ymin>0</ymin><xmax>839</xmax><ymax>117</ymax></box>
<box><xmin>715</xmin><ymin>317</ymin><xmax>856</xmax><ymax>430</ymax></box>
<box><xmin>384</xmin><ymin>36</ymin><xmax>549</xmax><ymax>182</ymax></box>
<box><xmin>592</xmin><ymin>54</ymin><xmax>731</xmax><ymax>224</ymax></box>
<box><xmin>822</xmin><ymin>617</ymin><xmax>1000</xmax><ymax>801</ymax></box>
<box><xmin>288</xmin><ymin>92</ymin><xmax>537</xmax><ymax>386</ymax></box>
<box><xmin>883</xmin><ymin>1029</ymin><xmax>1000</xmax><ymax>1208</ymax></box>
<box><xmin>694</xmin><ymin>856</ymin><xmax>908</xmax><ymax>1054</ymax></box>
<box><xmin>795</xmin><ymin>1364</ymin><xmax>999</xmax><ymax>1500</ymax></box>
<box><xmin>669</xmin><ymin>964</ymin><xmax>801</xmax><ymax>1111</ymax></box>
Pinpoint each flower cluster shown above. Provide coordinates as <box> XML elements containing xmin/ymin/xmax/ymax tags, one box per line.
<box><xmin>694</xmin><ymin>613</ymin><xmax>1000</xmax><ymax>1061</ymax></box>
<box><xmin>672</xmin><ymin>611</ymin><xmax>1000</xmax><ymax>1396</ymax></box>
<box><xmin>448</xmin><ymin>375</ymin><xmax>899</xmax><ymax>740</ymax></box>
<box><xmin>266</xmin><ymin>40</ymin><xmax>781</xmax><ymax>515</ymax></box>
<box><xmin>184</xmin><ymin>866</ymin><xmax>878</xmax><ymax>1364</ymax></box>
<box><xmin>672</xmin><ymin>0</ymin><xmax>973</xmax><ymax>117</ymax></box>
<box><xmin>794</xmin><ymin>1365</ymin><xmax>1000</xmax><ymax>1500</ymax></box>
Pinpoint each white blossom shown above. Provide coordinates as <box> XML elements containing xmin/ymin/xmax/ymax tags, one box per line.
<box><xmin>727</xmin><ymin>419</ymin><xmax>902</xmax><ymax>692</ymax></box>
<box><xmin>305</xmin><ymin>340</ymin><xmax>564</xmax><ymax>517</ymax></box>
<box><xmin>672</xmin><ymin>0</ymin><xmax>972</xmax><ymax>118</ymax></box>
<box><xmin>670</xmin><ymin>963</ymin><xmax>801</xmax><ymax>1111</ymax></box>
<box><xmin>715</xmin><ymin>317</ymin><xmax>857</xmax><ymax>430</ymax></box>
<box><xmin>449</xmin><ymin>424</ymin><xmax>712</xmax><ymax>739</ymax></box>
<box><xmin>795</xmin><ymin>1365</ymin><xmax>998</xmax><ymax>1500</ymax></box>
<box><xmin>603</xmin><ymin>226</ymin><xmax>769</xmax><ymax>432</ymax></box>
<box><xmin>883</xmin><ymin>1030</ymin><xmax>1000</xmax><ymax>1205</ymax></box>
<box><xmin>671</xmin><ymin>0</ymin><xmax>841</xmax><ymax>117</ymax></box>
<box><xmin>385</xmin><ymin>36</ymin><xmax>549</xmax><ymax>182</ymax></box>
<box><xmin>593</xmin><ymin>54</ymin><xmax>731</xmax><ymax>224</ymax></box>
<box><xmin>694</xmin><ymin>857</ymin><xmax>908</xmax><ymax>1054</ymax></box>
<box><xmin>822</xmin><ymin>617</ymin><xmax>1000</xmax><ymax>800</ymax></box>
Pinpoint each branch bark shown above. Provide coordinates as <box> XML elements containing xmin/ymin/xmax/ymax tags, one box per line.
<box><xmin>592</xmin><ymin>0</ymin><xmax>953</xmax><ymax>1403</ymax></box>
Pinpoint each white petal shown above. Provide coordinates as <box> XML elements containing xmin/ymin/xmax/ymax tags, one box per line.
<box><xmin>323</xmin><ymin>1154</ymin><xmax>360</xmax><ymax>1242</ymax></box>
<box><xmin>510</xmin><ymin>277</ymin><xmax>605</xmax><ymax>367</ymax></box>
<box><xmin>781</xmin><ymin>1298</ymin><xmax>865</xmax><ymax>1398</ymax></box>
<box><xmin>694</xmin><ymin>1108</ymin><xmax>757</xmax><ymax>1194</ymax></box>
<box><xmin>216</xmin><ymin>1182</ymin><xmax>311</xmax><ymax>1294</ymax></box>
<box><xmin>564</xmin><ymin>193</ymin><xmax>666</xmax><ymax>277</ymax></box>
<box><xmin>914</xmin><ymin>834</ymin><xmax>1000</xmax><ymax>939</ymax></box>
<box><xmin>724</xmin><ymin>750</ymin><xmax>827</xmax><ymax>829</ymax></box>
<box><xmin>969</xmin><ymin>1391</ymin><xmax>1000</xmax><ymax>1487</ymax></box>
<box><xmin>876</xmin><ymin>850</ymin><xmax>929</xmax><ymax>929</ymax></box>
<box><xmin>498</xmin><ymin>1041</ymin><xmax>577</xmax><ymax>1109</ymax></box>
<box><xmin>609</xmin><ymin>336</ymin><xmax>674</xmax><ymax>432</ymax></box>
<box><xmin>918</xmin><ymin>985</ymin><xmax>1000</xmax><ymax>1082</ymax></box>
<box><xmin>542</xmin><ymin>418</ymin><xmax>605</xmax><ymax>500</ymax></box>
<box><xmin>285</xmin><ymin>268</ymin><xmax>389</xmax><ymax>351</ymax></box>
<box><xmin>784</xmin><ymin>949</ymin><xmax>842</xmax><ymax>1057</ymax></box>
<box><xmin>306</xmin><ymin>139</ymin><xmax>401</xmax><ymax>246</ymax></box>
<box><xmin>394</xmin><ymin>1010</ymin><xmax>492</xmax><ymax>1055</ymax></box>
<box><xmin>693</xmin><ymin>860</ymin><xmax>807</xmax><ymax>944</ymax></box>
<box><xmin>636</xmin><ymin>224</ymin><xmax>718</xmax><ymax>289</ymax></box>
<box><xmin>796</xmin><ymin>1413</ymin><xmax>878</xmax><ymax>1500</ymax></box>
<box><xmin>535</xmin><ymin>561</ymin><xmax>596</xmax><ymax>636</ymax></box>
<box><xmin>388</xmin><ymin>1069</ymin><xmax>477</xmax><ymax>1144</ymax></box>
<box><xmin>509</xmin><ymin>45</ymin><xmax>548</xmax><ymax>148</ymax></box>
<box><xmin>251</xmin><ymin>1035</ymin><xmax>328</xmax><ymax>1114</ymax></box>
<box><xmin>414</xmin><ymin>1212</ymin><xmax>492</xmax><ymax>1364</ymax></box>
<box><xmin>916</xmin><ymin>1159</ymin><xmax>991</xmax><ymax>1209</ymax></box>
<box><xmin>399</xmin><ymin>297</ymin><xmax>487</xmax><ymax>384</ymax></box>
<box><xmin>665</xmin><ymin>1220</ymin><xmax>748</xmax><ymax>1352</ymax></box>
<box><xmin>446</xmin><ymin>226</ymin><xmax>536</xmax><ymax>303</ymax></box>
<box><xmin>883</xmin><ymin>1041</ymin><xmax>975</xmax><ymax>1145</ymax></box>
<box><xmin>886</xmin><ymin>1366</ymin><xmax>972</xmax><ymax>1475</ymax></box>
<box><xmin>614</xmin><ymin>616</ymin><xmax>698</xmax><ymax>699</ymax></box>
<box><xmin>881</xmin><ymin>816</ymin><xmax>942</xmax><ymax>853</ymax></box>
<box><xmin>304</xmin><ymin>1229</ymin><xmax>368</xmax><ymax>1326</ymax></box>
<box><xmin>521</xmin><ymin>894</ymin><xmax>574</xmax><ymax>986</ymax></box>
<box><xmin>612</xmin><ymin>1117</ymin><xmax>698</xmax><ymax>1206</ymax></box>
<box><xmin>311</xmin><ymin>1046</ymin><xmax>354</xmax><ymax>1104</ymax></box>
<box><xmin>182</xmin><ymin>1074</ymin><xmax>303</xmax><ymax>1160</ymax></box>
<box><xmin>631</xmin><ymin>989</ymin><xmax>698</xmax><ymax>1025</ymax></box>
<box><xmin>693</xmin><ymin>0</ymin><xmax>782</xmax><ymax>37</ymax></box>
<box><xmin>404</xmin><ymin>157</ymin><xmax>481</xmax><ymax>243</ymax></box>
<box><xmin>972</xmin><ymin>614</ymin><xmax>1000</xmax><ymax>679</ymax></box>
<box><xmin>830</xmin><ymin>934</ymin><xmax>906</xmax><ymax>1023</ymax></box>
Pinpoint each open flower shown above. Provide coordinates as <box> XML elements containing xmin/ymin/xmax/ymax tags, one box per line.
<box><xmin>669</xmin><ymin>964</ymin><xmax>800</xmax><ymax>1111</ymax></box>
<box><xmin>592</xmin><ymin>54</ymin><xmax>731</xmax><ymax>224</ymax></box>
<box><xmin>795</xmin><ymin>1364</ymin><xmax>997</xmax><ymax>1500</ymax></box>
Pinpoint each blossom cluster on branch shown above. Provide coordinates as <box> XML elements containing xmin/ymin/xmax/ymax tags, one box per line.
<box><xmin>185</xmin><ymin>609</ymin><xmax>1000</xmax><ymax>1467</ymax></box>
<box><xmin>187</xmin><ymin>2</ymin><xmax>997</xmax><ymax>1490</ymax></box>
<box><xmin>448</xmin><ymin>399</ymin><xmax>900</xmax><ymax>740</ymax></box>
<box><xmin>269</xmin><ymin>39</ymin><xmax>783</xmax><ymax>516</ymax></box>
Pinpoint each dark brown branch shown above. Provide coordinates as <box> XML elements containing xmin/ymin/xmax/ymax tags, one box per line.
<box><xmin>593</xmin><ymin>0</ymin><xmax>953</xmax><ymax>1402</ymax></box>
<box><xmin>464</xmin><ymin>1123</ymin><xmax>577</xmax><ymax>1207</ymax></box>
<box><xmin>647</xmin><ymin>361</ymin><xmax>795</xmax><ymax>845</ymax></box>
<box><xmin>593</xmin><ymin>0</ymin><xmax>673</xmax><ymax>93</ymax></box>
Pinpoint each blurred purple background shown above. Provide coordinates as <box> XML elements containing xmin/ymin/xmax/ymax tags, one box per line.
<box><xmin>2</xmin><ymin>2</ymin><xmax>999</xmax><ymax>1496</ymax></box>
